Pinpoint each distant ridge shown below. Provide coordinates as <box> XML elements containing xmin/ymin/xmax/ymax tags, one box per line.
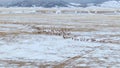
<box><xmin>0</xmin><ymin>0</ymin><xmax>119</xmax><ymax>8</ymax></box>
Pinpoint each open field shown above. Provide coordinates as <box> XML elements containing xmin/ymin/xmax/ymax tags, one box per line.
<box><xmin>0</xmin><ymin>13</ymin><xmax>120</xmax><ymax>68</ymax></box>
<box><xmin>0</xmin><ymin>7</ymin><xmax>120</xmax><ymax>14</ymax></box>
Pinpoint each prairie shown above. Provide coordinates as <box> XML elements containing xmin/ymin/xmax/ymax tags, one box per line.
<box><xmin>0</xmin><ymin>12</ymin><xmax>120</xmax><ymax>68</ymax></box>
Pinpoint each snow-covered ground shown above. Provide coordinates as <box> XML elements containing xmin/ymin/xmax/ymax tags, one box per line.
<box><xmin>0</xmin><ymin>34</ymin><xmax>119</xmax><ymax>68</ymax></box>
<box><xmin>0</xmin><ymin>13</ymin><xmax>120</xmax><ymax>68</ymax></box>
<box><xmin>0</xmin><ymin>7</ymin><xmax>120</xmax><ymax>15</ymax></box>
<box><xmin>100</xmin><ymin>0</ymin><xmax>120</xmax><ymax>8</ymax></box>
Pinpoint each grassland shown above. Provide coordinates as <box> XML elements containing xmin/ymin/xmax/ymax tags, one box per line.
<box><xmin>0</xmin><ymin>13</ymin><xmax>120</xmax><ymax>68</ymax></box>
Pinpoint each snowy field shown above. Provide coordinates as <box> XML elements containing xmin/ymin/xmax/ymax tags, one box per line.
<box><xmin>0</xmin><ymin>13</ymin><xmax>120</xmax><ymax>68</ymax></box>
<box><xmin>0</xmin><ymin>7</ymin><xmax>120</xmax><ymax>14</ymax></box>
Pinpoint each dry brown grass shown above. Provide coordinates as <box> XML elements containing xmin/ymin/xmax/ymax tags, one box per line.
<box><xmin>0</xmin><ymin>59</ymin><xmax>56</xmax><ymax>68</ymax></box>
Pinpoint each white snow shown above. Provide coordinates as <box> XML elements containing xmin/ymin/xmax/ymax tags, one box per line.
<box><xmin>0</xmin><ymin>34</ymin><xmax>119</xmax><ymax>63</ymax></box>
<box><xmin>100</xmin><ymin>1</ymin><xmax>120</xmax><ymax>8</ymax></box>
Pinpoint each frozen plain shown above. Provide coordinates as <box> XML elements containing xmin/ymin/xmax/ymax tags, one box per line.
<box><xmin>0</xmin><ymin>12</ymin><xmax>120</xmax><ymax>68</ymax></box>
